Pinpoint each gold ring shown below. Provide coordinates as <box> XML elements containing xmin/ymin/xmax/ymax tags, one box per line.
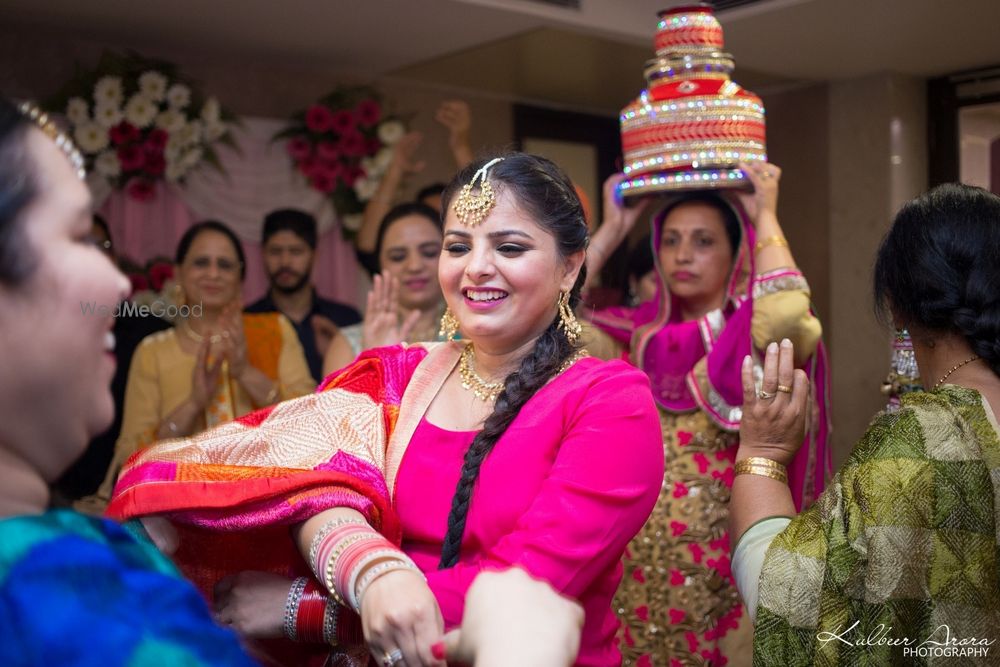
<box><xmin>777</xmin><ymin>384</ymin><xmax>792</xmax><ymax>393</ymax></box>
<box><xmin>758</xmin><ymin>390</ymin><xmax>776</xmax><ymax>400</ymax></box>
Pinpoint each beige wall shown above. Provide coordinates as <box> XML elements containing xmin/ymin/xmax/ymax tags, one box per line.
<box><xmin>827</xmin><ymin>73</ymin><xmax>927</xmax><ymax>466</ymax></box>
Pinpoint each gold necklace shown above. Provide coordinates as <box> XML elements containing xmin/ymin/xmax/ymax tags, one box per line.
<box><xmin>459</xmin><ymin>345</ymin><xmax>506</xmax><ymax>402</ymax></box>
<box><xmin>180</xmin><ymin>321</ymin><xmax>225</xmax><ymax>345</ymax></box>
<box><xmin>932</xmin><ymin>354</ymin><xmax>980</xmax><ymax>390</ymax></box>
<box><xmin>458</xmin><ymin>345</ymin><xmax>590</xmax><ymax>402</ymax></box>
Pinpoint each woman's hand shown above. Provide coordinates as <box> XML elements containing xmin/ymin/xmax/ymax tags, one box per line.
<box><xmin>219</xmin><ymin>301</ymin><xmax>249</xmax><ymax>379</ymax></box>
<box><xmin>437</xmin><ymin>568</ymin><xmax>583</xmax><ymax>667</ymax></box>
<box><xmin>190</xmin><ymin>336</ymin><xmax>224</xmax><ymax>409</ymax></box>
<box><xmin>738</xmin><ymin>338</ymin><xmax>809</xmax><ymax>466</ymax></box>
<box><xmin>361</xmin><ymin>569</ymin><xmax>445</xmax><ymax>667</ymax></box>
<box><xmin>213</xmin><ymin>571</ymin><xmax>292</xmax><ymax>639</ymax></box>
<box><xmin>735</xmin><ymin>160</ymin><xmax>781</xmax><ymax>225</ymax></box>
<box><xmin>600</xmin><ymin>173</ymin><xmax>649</xmax><ymax>238</ymax></box>
<box><xmin>362</xmin><ymin>273</ymin><xmax>421</xmax><ymax>349</ymax></box>
<box><xmin>390</xmin><ymin>131</ymin><xmax>427</xmax><ymax>176</ymax></box>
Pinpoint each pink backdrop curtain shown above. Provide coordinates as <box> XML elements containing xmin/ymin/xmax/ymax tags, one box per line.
<box><xmin>94</xmin><ymin>117</ymin><xmax>361</xmax><ymax>309</ymax></box>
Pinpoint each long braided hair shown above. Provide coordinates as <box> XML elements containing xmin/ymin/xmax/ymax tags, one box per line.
<box><xmin>438</xmin><ymin>153</ymin><xmax>589</xmax><ymax>568</ymax></box>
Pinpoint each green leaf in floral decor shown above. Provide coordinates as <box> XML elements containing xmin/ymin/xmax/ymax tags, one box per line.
<box><xmin>46</xmin><ymin>50</ymin><xmax>239</xmax><ymax>201</ymax></box>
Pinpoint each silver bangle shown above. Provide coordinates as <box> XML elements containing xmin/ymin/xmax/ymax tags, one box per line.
<box><xmin>283</xmin><ymin>577</ymin><xmax>309</xmax><ymax>641</ymax></box>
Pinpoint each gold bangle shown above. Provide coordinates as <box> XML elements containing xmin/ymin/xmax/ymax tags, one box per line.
<box><xmin>754</xmin><ymin>235</ymin><xmax>788</xmax><ymax>253</ymax></box>
<box><xmin>734</xmin><ymin>457</ymin><xmax>788</xmax><ymax>483</ymax></box>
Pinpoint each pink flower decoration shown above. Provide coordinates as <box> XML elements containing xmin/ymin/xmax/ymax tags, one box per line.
<box><xmin>305</xmin><ymin>104</ymin><xmax>333</xmax><ymax>133</ymax></box>
<box><xmin>287</xmin><ymin>137</ymin><xmax>312</xmax><ymax>161</ymax></box>
<box><xmin>623</xmin><ymin>626</ymin><xmax>635</xmax><ymax>647</ymax></box>
<box><xmin>668</xmin><ymin>608</ymin><xmax>686</xmax><ymax>624</ymax></box>
<box><xmin>317</xmin><ymin>159</ymin><xmax>343</xmax><ymax>180</ymax></box>
<box><xmin>669</xmin><ymin>569</ymin><xmax>685</xmax><ymax>586</ymax></box>
<box><xmin>128</xmin><ymin>273</ymin><xmax>149</xmax><ymax>293</ymax></box>
<box><xmin>144</xmin><ymin>152</ymin><xmax>166</xmax><ymax>177</ymax></box>
<box><xmin>693</xmin><ymin>452</ymin><xmax>710</xmax><ymax>474</ymax></box>
<box><xmin>671</xmin><ymin>659</ymin><xmax>683</xmax><ymax>667</ymax></box>
<box><xmin>669</xmin><ymin>520</ymin><xmax>687</xmax><ymax>537</ymax></box>
<box><xmin>707</xmin><ymin>554</ymin><xmax>731</xmax><ymax>579</ymax></box>
<box><xmin>341</xmin><ymin>165</ymin><xmax>364</xmax><ymax>187</ymax></box>
<box><xmin>685</xmin><ymin>631</ymin><xmax>700</xmax><ymax>654</ymax></box>
<box><xmin>310</xmin><ymin>172</ymin><xmax>336</xmax><ymax>193</ymax></box>
<box><xmin>634</xmin><ymin>605</ymin><xmax>649</xmax><ymax>622</ymax></box>
<box><xmin>365</xmin><ymin>137</ymin><xmax>381</xmax><ymax>154</ymax></box>
<box><xmin>145</xmin><ymin>128</ymin><xmax>169</xmax><ymax>151</ymax></box>
<box><xmin>126</xmin><ymin>178</ymin><xmax>155</xmax><ymax>202</ymax></box>
<box><xmin>687</xmin><ymin>542</ymin><xmax>705</xmax><ymax>564</ymax></box>
<box><xmin>330</xmin><ymin>109</ymin><xmax>356</xmax><ymax>134</ymax></box>
<box><xmin>355</xmin><ymin>99</ymin><xmax>381</xmax><ymax>127</ymax></box>
<box><xmin>711</xmin><ymin>467</ymin><xmax>735</xmax><ymax>488</ymax></box>
<box><xmin>298</xmin><ymin>157</ymin><xmax>320</xmax><ymax>178</ymax></box>
<box><xmin>117</xmin><ymin>145</ymin><xmax>145</xmax><ymax>172</ymax></box>
<box><xmin>672</xmin><ymin>482</ymin><xmax>689</xmax><ymax>498</ymax></box>
<box><xmin>110</xmin><ymin>121</ymin><xmax>139</xmax><ymax>146</ymax></box>
<box><xmin>339</xmin><ymin>131</ymin><xmax>366</xmax><ymax>157</ymax></box>
<box><xmin>677</xmin><ymin>431</ymin><xmax>693</xmax><ymax>446</ymax></box>
<box><xmin>631</xmin><ymin>567</ymin><xmax>646</xmax><ymax>584</ymax></box>
<box><xmin>148</xmin><ymin>262</ymin><xmax>174</xmax><ymax>292</ymax></box>
<box><xmin>317</xmin><ymin>141</ymin><xmax>340</xmax><ymax>161</ymax></box>
<box><xmin>637</xmin><ymin>657</ymin><xmax>653</xmax><ymax>667</ymax></box>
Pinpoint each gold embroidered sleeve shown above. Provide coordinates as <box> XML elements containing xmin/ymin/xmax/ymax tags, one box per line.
<box><xmin>751</xmin><ymin>290</ymin><xmax>822</xmax><ymax>362</ymax></box>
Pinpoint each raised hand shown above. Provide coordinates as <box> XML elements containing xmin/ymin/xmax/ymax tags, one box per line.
<box><xmin>735</xmin><ymin>160</ymin><xmax>781</xmax><ymax>225</ymax></box>
<box><xmin>390</xmin><ymin>131</ymin><xmax>426</xmax><ymax>175</ymax></box>
<box><xmin>361</xmin><ymin>273</ymin><xmax>421</xmax><ymax>350</ymax></box>
<box><xmin>738</xmin><ymin>338</ymin><xmax>809</xmax><ymax>466</ymax></box>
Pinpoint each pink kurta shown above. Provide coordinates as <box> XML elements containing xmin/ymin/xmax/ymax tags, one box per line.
<box><xmin>396</xmin><ymin>358</ymin><xmax>664</xmax><ymax>667</ymax></box>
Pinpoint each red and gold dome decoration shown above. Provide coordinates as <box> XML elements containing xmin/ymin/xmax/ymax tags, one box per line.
<box><xmin>620</xmin><ymin>4</ymin><xmax>767</xmax><ymax>195</ymax></box>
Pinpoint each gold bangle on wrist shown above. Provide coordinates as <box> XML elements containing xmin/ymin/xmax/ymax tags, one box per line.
<box><xmin>734</xmin><ymin>456</ymin><xmax>788</xmax><ymax>483</ymax></box>
<box><xmin>754</xmin><ymin>235</ymin><xmax>788</xmax><ymax>253</ymax></box>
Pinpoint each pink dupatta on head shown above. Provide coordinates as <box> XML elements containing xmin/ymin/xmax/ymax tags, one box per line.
<box><xmin>590</xmin><ymin>193</ymin><xmax>831</xmax><ymax>509</ymax></box>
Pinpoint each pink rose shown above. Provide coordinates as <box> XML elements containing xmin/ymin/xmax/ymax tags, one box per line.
<box><xmin>287</xmin><ymin>137</ymin><xmax>312</xmax><ymax>161</ymax></box>
<box><xmin>126</xmin><ymin>178</ymin><xmax>155</xmax><ymax>202</ymax></box>
<box><xmin>310</xmin><ymin>172</ymin><xmax>336</xmax><ymax>193</ymax></box>
<box><xmin>305</xmin><ymin>104</ymin><xmax>333</xmax><ymax>133</ymax></box>
<box><xmin>144</xmin><ymin>152</ymin><xmax>166</xmax><ymax>177</ymax></box>
<box><xmin>117</xmin><ymin>145</ymin><xmax>145</xmax><ymax>172</ymax></box>
<box><xmin>330</xmin><ymin>109</ymin><xmax>356</xmax><ymax>134</ymax></box>
<box><xmin>128</xmin><ymin>273</ymin><xmax>150</xmax><ymax>294</ymax></box>
<box><xmin>317</xmin><ymin>141</ymin><xmax>340</xmax><ymax>161</ymax></box>
<box><xmin>341</xmin><ymin>165</ymin><xmax>364</xmax><ymax>187</ymax></box>
<box><xmin>338</xmin><ymin>131</ymin><xmax>366</xmax><ymax>157</ymax></box>
<box><xmin>110</xmin><ymin>121</ymin><xmax>140</xmax><ymax>146</ymax></box>
<box><xmin>355</xmin><ymin>99</ymin><xmax>381</xmax><ymax>127</ymax></box>
<box><xmin>145</xmin><ymin>128</ymin><xmax>169</xmax><ymax>151</ymax></box>
<box><xmin>317</xmin><ymin>159</ymin><xmax>342</xmax><ymax>180</ymax></box>
<box><xmin>148</xmin><ymin>262</ymin><xmax>174</xmax><ymax>291</ymax></box>
<box><xmin>298</xmin><ymin>157</ymin><xmax>320</xmax><ymax>178</ymax></box>
<box><xmin>365</xmin><ymin>137</ymin><xmax>381</xmax><ymax>154</ymax></box>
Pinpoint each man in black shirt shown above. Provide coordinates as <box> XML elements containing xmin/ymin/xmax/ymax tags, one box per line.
<box><xmin>245</xmin><ymin>209</ymin><xmax>360</xmax><ymax>383</ymax></box>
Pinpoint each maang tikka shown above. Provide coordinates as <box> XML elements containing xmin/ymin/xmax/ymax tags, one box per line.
<box><xmin>454</xmin><ymin>157</ymin><xmax>505</xmax><ymax>227</ymax></box>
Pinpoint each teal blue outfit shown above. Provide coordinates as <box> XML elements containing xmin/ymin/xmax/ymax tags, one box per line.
<box><xmin>0</xmin><ymin>509</ymin><xmax>255</xmax><ymax>666</ymax></box>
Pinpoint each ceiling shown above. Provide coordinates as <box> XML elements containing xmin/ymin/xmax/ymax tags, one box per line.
<box><xmin>4</xmin><ymin>0</ymin><xmax>1000</xmax><ymax>113</ymax></box>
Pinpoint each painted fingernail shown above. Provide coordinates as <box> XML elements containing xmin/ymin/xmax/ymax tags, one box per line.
<box><xmin>781</xmin><ymin>338</ymin><xmax>792</xmax><ymax>347</ymax></box>
<box><xmin>743</xmin><ymin>355</ymin><xmax>752</xmax><ymax>368</ymax></box>
<box><xmin>431</xmin><ymin>641</ymin><xmax>445</xmax><ymax>660</ymax></box>
<box><xmin>767</xmin><ymin>342</ymin><xmax>778</xmax><ymax>353</ymax></box>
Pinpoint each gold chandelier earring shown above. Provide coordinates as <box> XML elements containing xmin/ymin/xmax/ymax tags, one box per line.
<box><xmin>439</xmin><ymin>308</ymin><xmax>459</xmax><ymax>341</ymax></box>
<box><xmin>557</xmin><ymin>291</ymin><xmax>582</xmax><ymax>345</ymax></box>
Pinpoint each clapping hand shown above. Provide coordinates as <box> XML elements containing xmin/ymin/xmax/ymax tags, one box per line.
<box><xmin>362</xmin><ymin>273</ymin><xmax>421</xmax><ymax>349</ymax></box>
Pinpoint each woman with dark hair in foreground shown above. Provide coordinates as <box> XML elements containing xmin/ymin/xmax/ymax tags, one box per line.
<box><xmin>731</xmin><ymin>183</ymin><xmax>1000</xmax><ymax>665</ymax></box>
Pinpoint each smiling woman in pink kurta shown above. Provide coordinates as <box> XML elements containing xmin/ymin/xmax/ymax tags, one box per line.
<box><xmin>109</xmin><ymin>341</ymin><xmax>663</xmax><ymax>667</ymax></box>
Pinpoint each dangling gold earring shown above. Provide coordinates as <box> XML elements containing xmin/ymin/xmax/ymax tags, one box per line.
<box><xmin>439</xmin><ymin>308</ymin><xmax>459</xmax><ymax>342</ymax></box>
<box><xmin>172</xmin><ymin>282</ymin><xmax>186</xmax><ymax>306</ymax></box>
<box><xmin>557</xmin><ymin>291</ymin><xmax>582</xmax><ymax>345</ymax></box>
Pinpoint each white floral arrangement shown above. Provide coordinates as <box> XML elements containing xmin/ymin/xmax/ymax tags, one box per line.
<box><xmin>275</xmin><ymin>86</ymin><xmax>406</xmax><ymax>235</ymax></box>
<box><xmin>52</xmin><ymin>52</ymin><xmax>235</xmax><ymax>200</ymax></box>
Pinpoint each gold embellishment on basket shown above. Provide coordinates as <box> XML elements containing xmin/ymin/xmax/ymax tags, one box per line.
<box><xmin>454</xmin><ymin>157</ymin><xmax>504</xmax><ymax>227</ymax></box>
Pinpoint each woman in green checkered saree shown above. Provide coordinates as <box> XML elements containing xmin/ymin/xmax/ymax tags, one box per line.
<box><xmin>729</xmin><ymin>183</ymin><xmax>1000</xmax><ymax>666</ymax></box>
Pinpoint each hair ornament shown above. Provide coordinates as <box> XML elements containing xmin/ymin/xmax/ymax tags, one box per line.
<box><xmin>17</xmin><ymin>101</ymin><xmax>86</xmax><ymax>181</ymax></box>
<box><xmin>454</xmin><ymin>157</ymin><xmax>504</xmax><ymax>227</ymax></box>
